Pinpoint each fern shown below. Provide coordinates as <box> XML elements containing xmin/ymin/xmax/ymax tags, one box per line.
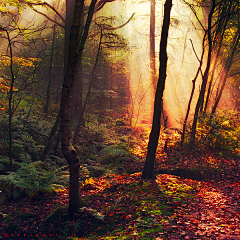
<box><xmin>19</xmin><ymin>153</ymin><xmax>31</xmax><ymax>163</ymax></box>
<box><xmin>100</xmin><ymin>147</ymin><xmax>130</xmax><ymax>156</ymax></box>
<box><xmin>0</xmin><ymin>161</ymin><xmax>58</xmax><ymax>197</ymax></box>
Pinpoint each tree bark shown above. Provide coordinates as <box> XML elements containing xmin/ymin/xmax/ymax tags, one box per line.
<box><xmin>180</xmin><ymin>38</ymin><xmax>205</xmax><ymax>147</ymax></box>
<box><xmin>70</xmin><ymin>12</ymin><xmax>84</xmax><ymax>126</ymax></box>
<box><xmin>211</xmin><ymin>30</ymin><xmax>240</xmax><ymax>115</ymax></box>
<box><xmin>141</xmin><ymin>0</ymin><xmax>172</xmax><ymax>180</ymax></box>
<box><xmin>190</xmin><ymin>0</ymin><xmax>215</xmax><ymax>145</ymax></box>
<box><xmin>73</xmin><ymin>29</ymin><xmax>103</xmax><ymax>144</ymax></box>
<box><xmin>44</xmin><ymin>24</ymin><xmax>56</xmax><ymax>114</ymax></box>
<box><xmin>203</xmin><ymin>1</ymin><xmax>232</xmax><ymax>113</ymax></box>
<box><xmin>39</xmin><ymin>111</ymin><xmax>61</xmax><ymax>162</ymax></box>
<box><xmin>6</xmin><ymin>30</ymin><xmax>14</xmax><ymax>171</ymax></box>
<box><xmin>60</xmin><ymin>0</ymin><xmax>84</xmax><ymax>218</ymax></box>
<box><xmin>150</xmin><ymin>0</ymin><xmax>156</xmax><ymax>89</ymax></box>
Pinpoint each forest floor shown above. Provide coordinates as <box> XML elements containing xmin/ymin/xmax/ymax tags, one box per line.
<box><xmin>0</xmin><ymin>119</ymin><xmax>240</xmax><ymax>239</ymax></box>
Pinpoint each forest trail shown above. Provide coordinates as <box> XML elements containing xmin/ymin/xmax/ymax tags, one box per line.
<box><xmin>168</xmin><ymin>177</ymin><xmax>240</xmax><ymax>239</ymax></box>
<box><xmin>1</xmin><ymin>170</ymin><xmax>240</xmax><ymax>239</ymax></box>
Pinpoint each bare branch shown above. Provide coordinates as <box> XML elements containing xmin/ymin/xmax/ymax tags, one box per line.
<box><xmin>28</xmin><ymin>6</ymin><xmax>65</xmax><ymax>28</ymax></box>
<box><xmin>26</xmin><ymin>2</ymin><xmax>65</xmax><ymax>22</ymax></box>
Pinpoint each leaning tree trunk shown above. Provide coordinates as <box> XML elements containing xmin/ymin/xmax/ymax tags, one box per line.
<box><xmin>203</xmin><ymin>1</ymin><xmax>232</xmax><ymax>113</ymax></box>
<box><xmin>211</xmin><ymin>30</ymin><xmax>240</xmax><ymax>115</ymax></box>
<box><xmin>190</xmin><ymin>0</ymin><xmax>215</xmax><ymax>145</ymax></box>
<box><xmin>180</xmin><ymin>37</ymin><xmax>205</xmax><ymax>147</ymax></box>
<box><xmin>141</xmin><ymin>0</ymin><xmax>172</xmax><ymax>180</ymax></box>
<box><xmin>39</xmin><ymin>111</ymin><xmax>61</xmax><ymax>162</ymax></box>
<box><xmin>60</xmin><ymin>0</ymin><xmax>84</xmax><ymax>218</ymax></box>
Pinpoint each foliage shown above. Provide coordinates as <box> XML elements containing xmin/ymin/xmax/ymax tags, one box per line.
<box><xmin>196</xmin><ymin>111</ymin><xmax>240</xmax><ymax>154</ymax></box>
<box><xmin>0</xmin><ymin>109</ymin><xmax>56</xmax><ymax>159</ymax></box>
<box><xmin>0</xmin><ymin>161</ymin><xmax>58</xmax><ymax>198</ymax></box>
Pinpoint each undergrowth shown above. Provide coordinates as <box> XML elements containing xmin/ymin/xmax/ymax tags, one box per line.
<box><xmin>180</xmin><ymin>110</ymin><xmax>239</xmax><ymax>157</ymax></box>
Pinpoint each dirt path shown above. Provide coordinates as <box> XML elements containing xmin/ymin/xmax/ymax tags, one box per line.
<box><xmin>167</xmin><ymin>177</ymin><xmax>240</xmax><ymax>239</ymax></box>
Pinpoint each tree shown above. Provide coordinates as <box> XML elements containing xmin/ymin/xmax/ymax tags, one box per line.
<box><xmin>0</xmin><ymin>1</ymin><xmax>43</xmax><ymax>169</ymax></box>
<box><xmin>179</xmin><ymin>0</ymin><xmax>240</xmax><ymax>146</ymax></box>
<box><xmin>190</xmin><ymin>0</ymin><xmax>216</xmax><ymax>145</ymax></box>
<box><xmin>180</xmin><ymin>39</ymin><xmax>205</xmax><ymax>147</ymax></box>
<box><xmin>141</xmin><ymin>0</ymin><xmax>172</xmax><ymax>180</ymax></box>
<box><xmin>203</xmin><ymin>0</ymin><xmax>234</xmax><ymax>113</ymax></box>
<box><xmin>150</xmin><ymin>0</ymin><xmax>156</xmax><ymax>90</ymax></box>
<box><xmin>60</xmin><ymin>0</ymin><xmax>100</xmax><ymax>217</ymax></box>
<box><xmin>211</xmin><ymin>27</ymin><xmax>240</xmax><ymax>115</ymax></box>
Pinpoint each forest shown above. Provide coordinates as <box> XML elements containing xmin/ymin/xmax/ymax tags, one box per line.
<box><xmin>0</xmin><ymin>0</ymin><xmax>239</xmax><ymax>239</ymax></box>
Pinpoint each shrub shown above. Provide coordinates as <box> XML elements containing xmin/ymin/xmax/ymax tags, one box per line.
<box><xmin>196</xmin><ymin>111</ymin><xmax>240</xmax><ymax>153</ymax></box>
<box><xmin>0</xmin><ymin>161</ymin><xmax>58</xmax><ymax>199</ymax></box>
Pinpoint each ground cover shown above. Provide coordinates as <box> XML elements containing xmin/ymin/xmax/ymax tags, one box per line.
<box><xmin>0</xmin><ymin>110</ymin><xmax>239</xmax><ymax>239</ymax></box>
<box><xmin>0</xmin><ymin>152</ymin><xmax>240</xmax><ymax>239</ymax></box>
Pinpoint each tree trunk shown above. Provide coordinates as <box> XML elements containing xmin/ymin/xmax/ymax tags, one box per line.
<box><xmin>70</xmin><ymin>12</ymin><xmax>85</xmax><ymax>126</ymax></box>
<box><xmin>150</xmin><ymin>0</ymin><xmax>156</xmax><ymax>89</ymax></box>
<box><xmin>141</xmin><ymin>0</ymin><xmax>172</xmax><ymax>180</ymax></box>
<box><xmin>64</xmin><ymin>0</ymin><xmax>75</xmax><ymax>76</ymax></box>
<box><xmin>70</xmin><ymin>53</ymin><xmax>84</xmax><ymax>126</ymax></box>
<box><xmin>211</xmin><ymin>30</ymin><xmax>240</xmax><ymax>115</ymax></box>
<box><xmin>190</xmin><ymin>0</ymin><xmax>215</xmax><ymax>145</ymax></box>
<box><xmin>180</xmin><ymin>38</ymin><xmax>205</xmax><ymax>147</ymax></box>
<box><xmin>61</xmin><ymin>0</ymin><xmax>84</xmax><ymax>218</ymax></box>
<box><xmin>44</xmin><ymin>24</ymin><xmax>56</xmax><ymax>114</ymax></box>
<box><xmin>39</xmin><ymin>111</ymin><xmax>61</xmax><ymax>162</ymax></box>
<box><xmin>180</xmin><ymin>59</ymin><xmax>203</xmax><ymax>147</ymax></box>
<box><xmin>6</xmin><ymin>31</ymin><xmax>14</xmax><ymax>171</ymax></box>
<box><xmin>73</xmin><ymin>29</ymin><xmax>103</xmax><ymax>144</ymax></box>
<box><xmin>203</xmin><ymin>1</ymin><xmax>232</xmax><ymax>113</ymax></box>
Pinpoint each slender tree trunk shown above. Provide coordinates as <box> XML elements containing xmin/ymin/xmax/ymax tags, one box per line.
<box><xmin>61</xmin><ymin>0</ymin><xmax>97</xmax><ymax>218</ymax></box>
<box><xmin>141</xmin><ymin>0</ymin><xmax>172</xmax><ymax>180</ymax></box>
<box><xmin>44</xmin><ymin>24</ymin><xmax>56</xmax><ymax>114</ymax></box>
<box><xmin>211</xmin><ymin>30</ymin><xmax>240</xmax><ymax>115</ymax></box>
<box><xmin>180</xmin><ymin>38</ymin><xmax>205</xmax><ymax>147</ymax></box>
<box><xmin>64</xmin><ymin>0</ymin><xmax>75</xmax><ymax>76</ymax></box>
<box><xmin>39</xmin><ymin>111</ymin><xmax>61</xmax><ymax>162</ymax></box>
<box><xmin>203</xmin><ymin>2</ymin><xmax>232</xmax><ymax>113</ymax></box>
<box><xmin>70</xmin><ymin>12</ymin><xmax>84</xmax><ymax>126</ymax></box>
<box><xmin>53</xmin><ymin>124</ymin><xmax>61</xmax><ymax>153</ymax></box>
<box><xmin>73</xmin><ymin>29</ymin><xmax>102</xmax><ymax>144</ymax></box>
<box><xmin>150</xmin><ymin>0</ymin><xmax>156</xmax><ymax>89</ymax></box>
<box><xmin>190</xmin><ymin>0</ymin><xmax>215</xmax><ymax>145</ymax></box>
<box><xmin>61</xmin><ymin>0</ymin><xmax>84</xmax><ymax>218</ymax></box>
<box><xmin>6</xmin><ymin>31</ymin><xmax>14</xmax><ymax>171</ymax></box>
<box><xmin>71</xmin><ymin>54</ymin><xmax>84</xmax><ymax>126</ymax></box>
<box><xmin>180</xmin><ymin>58</ymin><xmax>203</xmax><ymax>147</ymax></box>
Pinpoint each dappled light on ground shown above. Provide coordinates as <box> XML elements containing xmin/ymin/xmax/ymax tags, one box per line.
<box><xmin>1</xmin><ymin>170</ymin><xmax>240</xmax><ymax>239</ymax></box>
